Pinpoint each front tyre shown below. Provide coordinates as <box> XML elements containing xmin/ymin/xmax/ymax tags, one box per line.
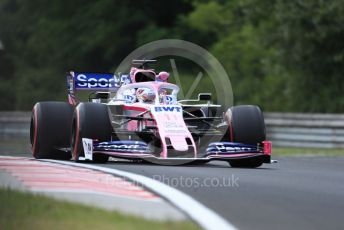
<box><xmin>226</xmin><ymin>105</ymin><xmax>266</xmax><ymax>168</ymax></box>
<box><xmin>229</xmin><ymin>158</ymin><xmax>264</xmax><ymax>168</ymax></box>
<box><xmin>71</xmin><ymin>103</ymin><xmax>112</xmax><ymax>163</ymax></box>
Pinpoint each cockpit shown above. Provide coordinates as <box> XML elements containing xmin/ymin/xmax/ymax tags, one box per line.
<box><xmin>114</xmin><ymin>82</ymin><xmax>179</xmax><ymax>105</ymax></box>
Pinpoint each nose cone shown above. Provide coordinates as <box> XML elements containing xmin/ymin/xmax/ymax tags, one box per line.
<box><xmin>169</xmin><ymin>136</ymin><xmax>189</xmax><ymax>151</ymax></box>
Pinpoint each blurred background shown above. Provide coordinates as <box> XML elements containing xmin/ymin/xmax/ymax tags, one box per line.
<box><xmin>1</xmin><ymin>2</ymin><xmax>343</xmax><ymax>229</ymax></box>
<box><xmin>1</xmin><ymin>0</ymin><xmax>343</xmax><ymax>112</ymax></box>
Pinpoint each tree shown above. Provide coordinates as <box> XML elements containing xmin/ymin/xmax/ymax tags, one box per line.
<box><xmin>0</xmin><ymin>0</ymin><xmax>192</xmax><ymax>110</ymax></box>
<box><xmin>186</xmin><ymin>0</ymin><xmax>344</xmax><ymax>112</ymax></box>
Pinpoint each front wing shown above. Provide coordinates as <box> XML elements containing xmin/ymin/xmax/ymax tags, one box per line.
<box><xmin>80</xmin><ymin>139</ymin><xmax>272</xmax><ymax>164</ymax></box>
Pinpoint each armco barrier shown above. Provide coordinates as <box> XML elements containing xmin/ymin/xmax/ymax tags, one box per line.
<box><xmin>264</xmin><ymin>112</ymin><xmax>344</xmax><ymax>148</ymax></box>
<box><xmin>0</xmin><ymin>111</ymin><xmax>31</xmax><ymax>138</ymax></box>
<box><xmin>1</xmin><ymin>111</ymin><xmax>343</xmax><ymax>148</ymax></box>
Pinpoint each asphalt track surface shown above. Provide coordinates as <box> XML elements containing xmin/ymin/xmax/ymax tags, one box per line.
<box><xmin>94</xmin><ymin>156</ymin><xmax>344</xmax><ymax>230</ymax></box>
<box><xmin>5</xmin><ymin>147</ymin><xmax>344</xmax><ymax>229</ymax></box>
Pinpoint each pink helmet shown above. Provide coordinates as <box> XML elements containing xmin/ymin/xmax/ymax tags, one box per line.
<box><xmin>157</xmin><ymin>71</ymin><xmax>169</xmax><ymax>82</ymax></box>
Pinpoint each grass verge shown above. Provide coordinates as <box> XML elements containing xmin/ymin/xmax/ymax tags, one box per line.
<box><xmin>0</xmin><ymin>188</ymin><xmax>199</xmax><ymax>230</ymax></box>
<box><xmin>273</xmin><ymin>147</ymin><xmax>344</xmax><ymax>156</ymax></box>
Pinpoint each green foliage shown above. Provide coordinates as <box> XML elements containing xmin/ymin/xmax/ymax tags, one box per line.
<box><xmin>187</xmin><ymin>1</ymin><xmax>225</xmax><ymax>34</ymax></box>
<box><xmin>273</xmin><ymin>147</ymin><xmax>344</xmax><ymax>156</ymax></box>
<box><xmin>0</xmin><ymin>49</ymin><xmax>15</xmax><ymax>109</ymax></box>
<box><xmin>0</xmin><ymin>0</ymin><xmax>191</xmax><ymax>110</ymax></box>
<box><xmin>272</xmin><ymin>0</ymin><xmax>344</xmax><ymax>112</ymax></box>
<box><xmin>0</xmin><ymin>0</ymin><xmax>343</xmax><ymax>112</ymax></box>
<box><xmin>187</xmin><ymin>0</ymin><xmax>344</xmax><ymax>112</ymax></box>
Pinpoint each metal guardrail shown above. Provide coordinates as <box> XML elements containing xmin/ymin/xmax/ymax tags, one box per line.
<box><xmin>265</xmin><ymin>112</ymin><xmax>344</xmax><ymax>148</ymax></box>
<box><xmin>0</xmin><ymin>111</ymin><xmax>31</xmax><ymax>138</ymax></box>
<box><xmin>1</xmin><ymin>111</ymin><xmax>343</xmax><ymax>148</ymax></box>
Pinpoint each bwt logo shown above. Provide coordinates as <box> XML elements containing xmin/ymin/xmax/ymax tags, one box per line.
<box><xmin>76</xmin><ymin>74</ymin><xmax>130</xmax><ymax>88</ymax></box>
<box><xmin>154</xmin><ymin>106</ymin><xmax>181</xmax><ymax>112</ymax></box>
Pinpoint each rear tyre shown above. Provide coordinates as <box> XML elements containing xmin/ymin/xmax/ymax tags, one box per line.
<box><xmin>226</xmin><ymin>105</ymin><xmax>266</xmax><ymax>168</ymax></box>
<box><xmin>30</xmin><ymin>102</ymin><xmax>73</xmax><ymax>159</ymax></box>
<box><xmin>71</xmin><ymin>103</ymin><xmax>112</xmax><ymax>163</ymax></box>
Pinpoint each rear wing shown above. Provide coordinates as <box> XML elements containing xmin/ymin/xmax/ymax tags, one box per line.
<box><xmin>67</xmin><ymin>71</ymin><xmax>131</xmax><ymax>105</ymax></box>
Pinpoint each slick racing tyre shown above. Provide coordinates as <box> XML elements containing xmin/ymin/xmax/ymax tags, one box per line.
<box><xmin>225</xmin><ymin>105</ymin><xmax>266</xmax><ymax>168</ymax></box>
<box><xmin>71</xmin><ymin>103</ymin><xmax>112</xmax><ymax>163</ymax></box>
<box><xmin>30</xmin><ymin>102</ymin><xmax>73</xmax><ymax>159</ymax></box>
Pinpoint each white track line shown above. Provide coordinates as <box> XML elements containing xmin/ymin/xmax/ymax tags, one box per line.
<box><xmin>40</xmin><ymin>159</ymin><xmax>237</xmax><ymax>230</ymax></box>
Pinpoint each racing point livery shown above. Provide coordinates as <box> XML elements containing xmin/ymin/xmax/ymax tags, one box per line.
<box><xmin>30</xmin><ymin>60</ymin><xmax>272</xmax><ymax>168</ymax></box>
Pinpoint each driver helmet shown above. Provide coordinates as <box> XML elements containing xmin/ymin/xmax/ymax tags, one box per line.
<box><xmin>136</xmin><ymin>88</ymin><xmax>156</xmax><ymax>103</ymax></box>
<box><xmin>156</xmin><ymin>71</ymin><xmax>169</xmax><ymax>82</ymax></box>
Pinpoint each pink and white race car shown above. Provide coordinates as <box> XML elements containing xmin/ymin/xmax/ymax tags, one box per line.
<box><xmin>30</xmin><ymin>60</ymin><xmax>272</xmax><ymax>167</ymax></box>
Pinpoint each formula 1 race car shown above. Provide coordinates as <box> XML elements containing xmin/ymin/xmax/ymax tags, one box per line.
<box><xmin>30</xmin><ymin>60</ymin><xmax>272</xmax><ymax>168</ymax></box>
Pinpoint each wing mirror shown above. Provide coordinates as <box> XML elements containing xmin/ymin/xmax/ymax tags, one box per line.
<box><xmin>198</xmin><ymin>93</ymin><xmax>211</xmax><ymax>101</ymax></box>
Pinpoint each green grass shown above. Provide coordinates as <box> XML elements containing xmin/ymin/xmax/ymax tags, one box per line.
<box><xmin>273</xmin><ymin>147</ymin><xmax>344</xmax><ymax>156</ymax></box>
<box><xmin>0</xmin><ymin>188</ymin><xmax>199</xmax><ymax>230</ymax></box>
